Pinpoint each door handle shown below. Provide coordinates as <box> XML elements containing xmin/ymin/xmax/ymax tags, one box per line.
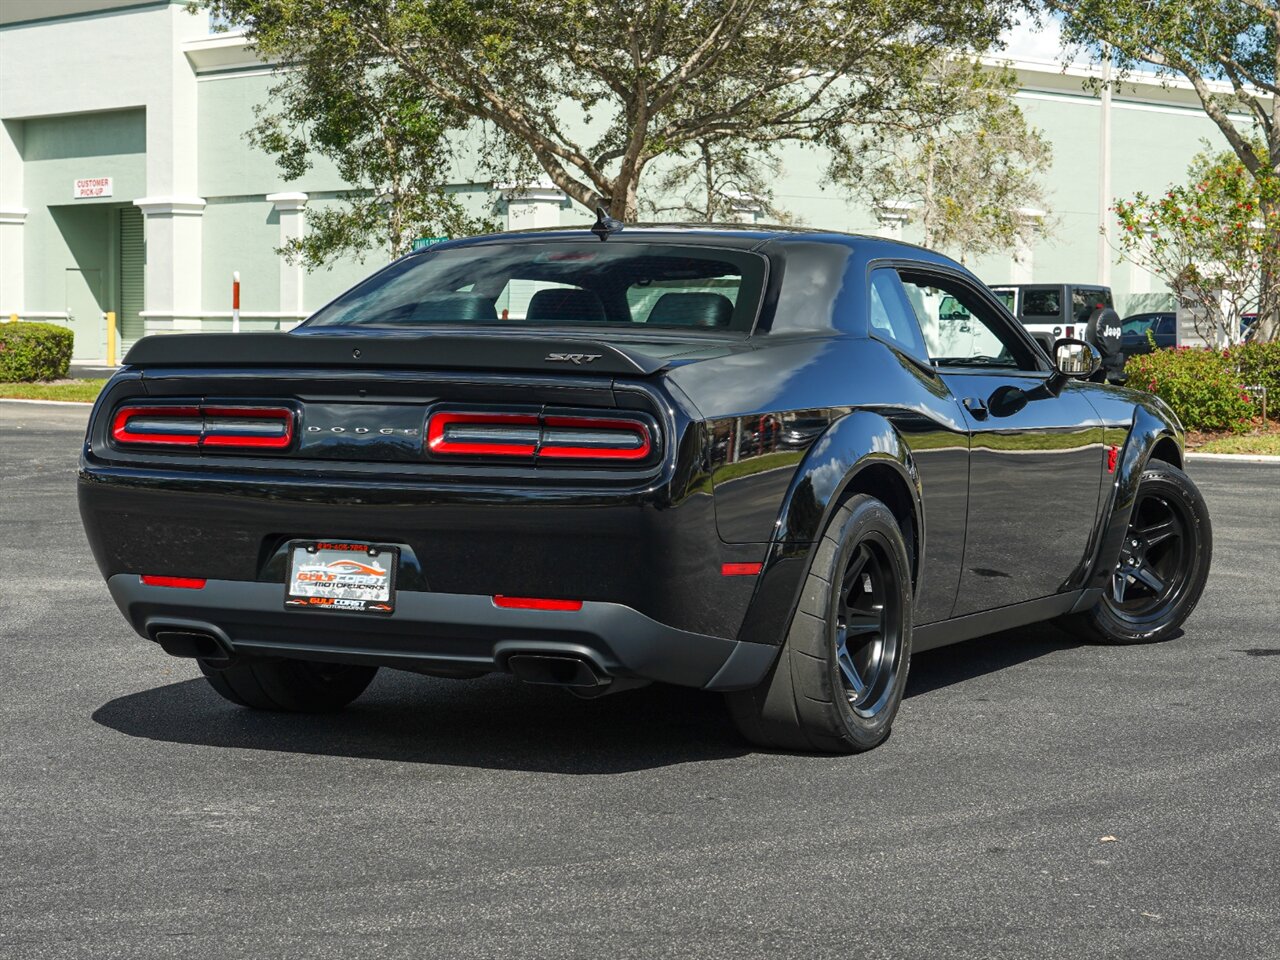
<box><xmin>962</xmin><ymin>397</ymin><xmax>989</xmax><ymax>420</ymax></box>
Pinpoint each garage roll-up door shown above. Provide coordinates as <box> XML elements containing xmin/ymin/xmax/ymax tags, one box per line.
<box><xmin>119</xmin><ymin>206</ymin><xmax>145</xmax><ymax>354</ymax></box>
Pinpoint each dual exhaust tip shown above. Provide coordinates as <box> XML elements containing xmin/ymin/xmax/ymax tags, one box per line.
<box><xmin>147</xmin><ymin>624</ymin><xmax>617</xmax><ymax>693</ymax></box>
<box><xmin>150</xmin><ymin>626</ymin><xmax>236</xmax><ymax>666</ymax></box>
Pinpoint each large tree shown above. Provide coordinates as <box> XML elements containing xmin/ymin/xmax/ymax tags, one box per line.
<box><xmin>1048</xmin><ymin>0</ymin><xmax>1280</xmax><ymax>340</ymax></box>
<box><xmin>207</xmin><ymin>0</ymin><xmax>1018</xmax><ymax>224</ymax></box>
<box><xmin>248</xmin><ymin>65</ymin><xmax>495</xmax><ymax>266</ymax></box>
<box><xmin>830</xmin><ymin>58</ymin><xmax>1052</xmax><ymax>261</ymax></box>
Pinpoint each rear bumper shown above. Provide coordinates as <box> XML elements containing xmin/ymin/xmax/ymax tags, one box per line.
<box><xmin>106</xmin><ymin>574</ymin><xmax>779</xmax><ymax>692</ymax></box>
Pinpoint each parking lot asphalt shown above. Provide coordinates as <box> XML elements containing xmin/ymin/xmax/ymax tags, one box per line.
<box><xmin>2</xmin><ymin>401</ymin><xmax>1278</xmax><ymax>960</ymax></box>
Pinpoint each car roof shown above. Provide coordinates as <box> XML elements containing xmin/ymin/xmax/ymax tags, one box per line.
<box><xmin>418</xmin><ymin>222</ymin><xmax>966</xmax><ymax>270</ymax></box>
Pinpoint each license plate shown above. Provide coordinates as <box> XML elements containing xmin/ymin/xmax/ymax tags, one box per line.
<box><xmin>285</xmin><ymin>541</ymin><xmax>398</xmax><ymax>615</ymax></box>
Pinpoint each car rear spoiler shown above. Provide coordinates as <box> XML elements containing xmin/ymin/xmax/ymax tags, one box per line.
<box><xmin>122</xmin><ymin>331</ymin><xmax>685</xmax><ymax>376</ymax></box>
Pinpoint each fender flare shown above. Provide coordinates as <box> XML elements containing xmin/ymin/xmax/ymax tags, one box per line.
<box><xmin>733</xmin><ymin>410</ymin><xmax>924</xmax><ymax>648</ymax></box>
<box><xmin>1077</xmin><ymin>398</ymin><xmax>1186</xmax><ymax>593</ymax></box>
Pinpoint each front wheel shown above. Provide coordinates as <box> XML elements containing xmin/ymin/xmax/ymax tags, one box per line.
<box><xmin>726</xmin><ymin>494</ymin><xmax>913</xmax><ymax>753</ymax></box>
<box><xmin>199</xmin><ymin>657</ymin><xmax>378</xmax><ymax>712</ymax></box>
<box><xmin>1058</xmin><ymin>460</ymin><xmax>1211</xmax><ymax>645</ymax></box>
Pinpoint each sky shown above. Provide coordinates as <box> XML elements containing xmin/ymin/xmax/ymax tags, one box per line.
<box><xmin>1000</xmin><ymin>12</ymin><xmax>1077</xmax><ymax>63</ymax></box>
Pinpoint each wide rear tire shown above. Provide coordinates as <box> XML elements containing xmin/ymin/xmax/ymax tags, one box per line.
<box><xmin>726</xmin><ymin>495</ymin><xmax>913</xmax><ymax>753</ymax></box>
<box><xmin>199</xmin><ymin>657</ymin><xmax>378</xmax><ymax>712</ymax></box>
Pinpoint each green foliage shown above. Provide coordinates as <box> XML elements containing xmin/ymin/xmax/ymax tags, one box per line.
<box><xmin>831</xmin><ymin>59</ymin><xmax>1052</xmax><ymax>261</ymax></box>
<box><xmin>0</xmin><ymin>322</ymin><xmax>74</xmax><ymax>382</ymax></box>
<box><xmin>1049</xmin><ymin>0</ymin><xmax>1280</xmax><ymax>341</ymax></box>
<box><xmin>205</xmin><ymin>0</ymin><xmax>1019</xmax><ymax>224</ymax></box>
<box><xmin>1114</xmin><ymin>147</ymin><xmax>1280</xmax><ymax>345</ymax></box>
<box><xmin>1126</xmin><ymin>346</ymin><xmax>1257</xmax><ymax>433</ymax></box>
<box><xmin>205</xmin><ymin>4</ymin><xmax>496</xmax><ymax>267</ymax></box>
<box><xmin>1226</xmin><ymin>339</ymin><xmax>1280</xmax><ymax>414</ymax></box>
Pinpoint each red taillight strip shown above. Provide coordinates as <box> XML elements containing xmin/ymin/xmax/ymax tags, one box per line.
<box><xmin>492</xmin><ymin>595</ymin><xmax>584</xmax><ymax>611</ymax></box>
<box><xmin>112</xmin><ymin>404</ymin><xmax>294</xmax><ymax>450</ymax></box>
<box><xmin>201</xmin><ymin>406</ymin><xmax>294</xmax><ymax>449</ymax></box>
<box><xmin>538</xmin><ymin>415</ymin><xmax>652</xmax><ymax>461</ymax></box>
<box><xmin>425</xmin><ymin>410</ymin><xmax>653</xmax><ymax>462</ymax></box>
<box><xmin>140</xmin><ymin>575</ymin><xmax>207</xmax><ymax>589</ymax></box>
<box><xmin>427</xmin><ymin>411</ymin><xmax>540</xmax><ymax>457</ymax></box>
<box><xmin>721</xmin><ymin>562</ymin><xmax>763</xmax><ymax>576</ymax></box>
<box><xmin>112</xmin><ymin>405</ymin><xmax>202</xmax><ymax>446</ymax></box>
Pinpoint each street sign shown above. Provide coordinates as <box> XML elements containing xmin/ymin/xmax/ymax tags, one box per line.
<box><xmin>412</xmin><ymin>236</ymin><xmax>448</xmax><ymax>251</ymax></box>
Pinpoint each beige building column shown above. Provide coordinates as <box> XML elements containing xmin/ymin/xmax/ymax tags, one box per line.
<box><xmin>267</xmin><ymin>192</ymin><xmax>308</xmax><ymax>316</ymax></box>
<box><xmin>875</xmin><ymin>201</ymin><xmax>912</xmax><ymax>241</ymax></box>
<box><xmin>133</xmin><ymin>196</ymin><xmax>206</xmax><ymax>331</ymax></box>
<box><xmin>0</xmin><ymin>120</ymin><xmax>25</xmax><ymax>314</ymax></box>
<box><xmin>501</xmin><ymin>182</ymin><xmax>566</xmax><ymax>230</ymax></box>
<box><xmin>1010</xmin><ymin>207</ymin><xmax>1046</xmax><ymax>284</ymax></box>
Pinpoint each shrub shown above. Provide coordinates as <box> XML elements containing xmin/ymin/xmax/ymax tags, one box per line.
<box><xmin>0</xmin><ymin>322</ymin><xmax>75</xmax><ymax>382</ymax></box>
<box><xmin>1125</xmin><ymin>346</ymin><xmax>1255</xmax><ymax>433</ymax></box>
<box><xmin>1225</xmin><ymin>340</ymin><xmax>1280</xmax><ymax>418</ymax></box>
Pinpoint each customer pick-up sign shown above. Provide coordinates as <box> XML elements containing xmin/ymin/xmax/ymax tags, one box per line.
<box><xmin>73</xmin><ymin>177</ymin><xmax>113</xmax><ymax>199</ymax></box>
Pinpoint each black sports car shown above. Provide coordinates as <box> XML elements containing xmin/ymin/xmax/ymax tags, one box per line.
<box><xmin>79</xmin><ymin>224</ymin><xmax>1213</xmax><ymax>753</ymax></box>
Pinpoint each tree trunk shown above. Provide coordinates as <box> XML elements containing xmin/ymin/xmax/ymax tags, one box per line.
<box><xmin>1256</xmin><ymin>191</ymin><xmax>1280</xmax><ymax>343</ymax></box>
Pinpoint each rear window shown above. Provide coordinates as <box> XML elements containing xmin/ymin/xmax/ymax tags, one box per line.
<box><xmin>304</xmin><ymin>242</ymin><xmax>767</xmax><ymax>333</ymax></box>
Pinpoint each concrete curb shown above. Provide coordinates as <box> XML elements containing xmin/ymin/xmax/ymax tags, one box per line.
<box><xmin>1187</xmin><ymin>451</ymin><xmax>1280</xmax><ymax>464</ymax></box>
<box><xmin>0</xmin><ymin>397</ymin><xmax>93</xmax><ymax>407</ymax></box>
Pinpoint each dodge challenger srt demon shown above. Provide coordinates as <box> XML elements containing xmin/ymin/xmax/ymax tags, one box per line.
<box><xmin>79</xmin><ymin>223</ymin><xmax>1212</xmax><ymax>753</ymax></box>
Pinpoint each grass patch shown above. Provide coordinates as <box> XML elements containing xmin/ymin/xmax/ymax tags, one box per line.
<box><xmin>0</xmin><ymin>379</ymin><xmax>107</xmax><ymax>403</ymax></box>
<box><xmin>1195</xmin><ymin>432</ymin><xmax>1280</xmax><ymax>456</ymax></box>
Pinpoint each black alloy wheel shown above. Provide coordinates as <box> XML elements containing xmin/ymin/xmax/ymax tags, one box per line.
<box><xmin>1059</xmin><ymin>460</ymin><xmax>1211</xmax><ymax>645</ymax></box>
<box><xmin>1108</xmin><ymin>487</ymin><xmax>1194</xmax><ymax>622</ymax></box>
<box><xmin>834</xmin><ymin>540</ymin><xmax>906</xmax><ymax>720</ymax></box>
<box><xmin>726</xmin><ymin>494</ymin><xmax>913</xmax><ymax>753</ymax></box>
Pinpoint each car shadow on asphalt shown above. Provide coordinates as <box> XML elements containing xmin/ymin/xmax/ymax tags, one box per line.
<box><xmin>92</xmin><ymin>623</ymin><xmax>1081</xmax><ymax>773</ymax></box>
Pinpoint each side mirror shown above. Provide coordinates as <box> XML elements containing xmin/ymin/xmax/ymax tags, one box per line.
<box><xmin>1053</xmin><ymin>337</ymin><xmax>1101</xmax><ymax>377</ymax></box>
<box><xmin>1045</xmin><ymin>337</ymin><xmax>1101</xmax><ymax>396</ymax></box>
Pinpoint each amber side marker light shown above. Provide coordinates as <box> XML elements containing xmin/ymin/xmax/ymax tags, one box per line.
<box><xmin>721</xmin><ymin>562</ymin><xmax>763</xmax><ymax>576</ymax></box>
<box><xmin>140</xmin><ymin>575</ymin><xmax>208</xmax><ymax>589</ymax></box>
<box><xmin>492</xmin><ymin>595</ymin><xmax>584</xmax><ymax>611</ymax></box>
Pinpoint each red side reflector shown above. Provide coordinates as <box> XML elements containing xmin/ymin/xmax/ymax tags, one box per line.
<box><xmin>722</xmin><ymin>562</ymin><xmax>763</xmax><ymax>576</ymax></box>
<box><xmin>140</xmin><ymin>575</ymin><xmax>207</xmax><ymax>589</ymax></box>
<box><xmin>492</xmin><ymin>595</ymin><xmax>583</xmax><ymax>611</ymax></box>
<box><xmin>1107</xmin><ymin>445</ymin><xmax>1119</xmax><ymax>473</ymax></box>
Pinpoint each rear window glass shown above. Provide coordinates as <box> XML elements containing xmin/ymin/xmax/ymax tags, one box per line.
<box><xmin>304</xmin><ymin>242</ymin><xmax>766</xmax><ymax>333</ymax></box>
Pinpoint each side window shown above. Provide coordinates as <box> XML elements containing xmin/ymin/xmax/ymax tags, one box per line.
<box><xmin>1022</xmin><ymin>288</ymin><xmax>1061</xmax><ymax>318</ymax></box>
<box><xmin>898</xmin><ymin>271</ymin><xmax>1039</xmax><ymax>370</ymax></box>
<box><xmin>868</xmin><ymin>269</ymin><xmax>930</xmax><ymax>364</ymax></box>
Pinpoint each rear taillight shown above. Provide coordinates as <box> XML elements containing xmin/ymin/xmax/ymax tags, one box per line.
<box><xmin>426</xmin><ymin>412</ymin><xmax>540</xmax><ymax>457</ymax></box>
<box><xmin>426</xmin><ymin>410</ymin><xmax>653</xmax><ymax>463</ymax></box>
<box><xmin>1066</xmin><ymin>325</ymin><xmax>1076</xmax><ymax>338</ymax></box>
<box><xmin>112</xmin><ymin>404</ymin><xmax>294</xmax><ymax>450</ymax></box>
<box><xmin>539</xmin><ymin>415</ymin><xmax>651</xmax><ymax>460</ymax></box>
